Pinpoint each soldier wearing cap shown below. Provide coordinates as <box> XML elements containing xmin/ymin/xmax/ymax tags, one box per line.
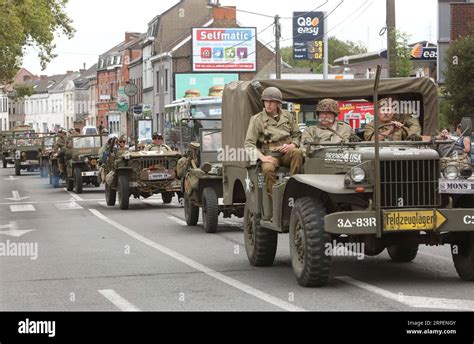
<box><xmin>244</xmin><ymin>86</ymin><xmax>303</xmax><ymax>197</ymax></box>
<box><xmin>146</xmin><ymin>132</ymin><xmax>172</xmax><ymax>152</ymax></box>
<box><xmin>364</xmin><ymin>97</ymin><xmax>422</xmax><ymax>141</ymax></box>
<box><xmin>301</xmin><ymin>99</ymin><xmax>354</xmax><ymax>151</ymax></box>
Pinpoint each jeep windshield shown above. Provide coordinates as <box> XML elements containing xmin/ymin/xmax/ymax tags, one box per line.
<box><xmin>14</xmin><ymin>136</ymin><xmax>42</xmax><ymax>147</ymax></box>
<box><xmin>72</xmin><ymin>136</ymin><xmax>104</xmax><ymax>149</ymax></box>
<box><xmin>43</xmin><ymin>137</ymin><xmax>56</xmax><ymax>148</ymax></box>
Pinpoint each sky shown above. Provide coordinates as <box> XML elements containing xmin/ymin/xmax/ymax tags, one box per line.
<box><xmin>21</xmin><ymin>0</ymin><xmax>438</xmax><ymax>75</ymax></box>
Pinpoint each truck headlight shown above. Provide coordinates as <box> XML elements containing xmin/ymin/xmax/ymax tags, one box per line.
<box><xmin>169</xmin><ymin>160</ymin><xmax>177</xmax><ymax>169</ymax></box>
<box><xmin>444</xmin><ymin>165</ymin><xmax>459</xmax><ymax>180</ymax></box>
<box><xmin>350</xmin><ymin>167</ymin><xmax>366</xmax><ymax>183</ymax></box>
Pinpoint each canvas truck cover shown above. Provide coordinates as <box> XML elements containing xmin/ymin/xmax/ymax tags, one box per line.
<box><xmin>222</xmin><ymin>78</ymin><xmax>439</xmax><ymax>168</ymax></box>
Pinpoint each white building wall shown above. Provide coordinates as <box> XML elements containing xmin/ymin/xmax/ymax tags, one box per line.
<box><xmin>0</xmin><ymin>92</ymin><xmax>8</xmax><ymax>131</ymax></box>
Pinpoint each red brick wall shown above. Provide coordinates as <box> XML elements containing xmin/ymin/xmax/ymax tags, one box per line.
<box><xmin>451</xmin><ymin>3</ymin><xmax>474</xmax><ymax>41</ymax></box>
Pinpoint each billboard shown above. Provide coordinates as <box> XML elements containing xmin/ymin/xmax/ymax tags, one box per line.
<box><xmin>337</xmin><ymin>101</ymin><xmax>374</xmax><ymax>129</ymax></box>
<box><xmin>192</xmin><ymin>28</ymin><xmax>257</xmax><ymax>72</ymax></box>
<box><xmin>175</xmin><ymin>73</ymin><xmax>239</xmax><ymax>100</ymax></box>
<box><xmin>293</xmin><ymin>12</ymin><xmax>325</xmax><ymax>61</ymax></box>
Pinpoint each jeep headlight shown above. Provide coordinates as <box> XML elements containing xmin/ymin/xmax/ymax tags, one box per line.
<box><xmin>169</xmin><ymin>160</ymin><xmax>177</xmax><ymax>169</ymax></box>
<box><xmin>444</xmin><ymin>165</ymin><xmax>459</xmax><ymax>180</ymax></box>
<box><xmin>350</xmin><ymin>167</ymin><xmax>366</xmax><ymax>183</ymax></box>
<box><xmin>123</xmin><ymin>152</ymin><xmax>131</xmax><ymax>160</ymax></box>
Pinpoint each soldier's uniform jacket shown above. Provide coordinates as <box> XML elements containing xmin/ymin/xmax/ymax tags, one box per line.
<box><xmin>301</xmin><ymin>121</ymin><xmax>353</xmax><ymax>149</ymax></box>
<box><xmin>145</xmin><ymin>143</ymin><xmax>172</xmax><ymax>152</ymax></box>
<box><xmin>244</xmin><ymin>109</ymin><xmax>301</xmax><ymax>156</ymax></box>
<box><xmin>53</xmin><ymin>136</ymin><xmax>66</xmax><ymax>152</ymax></box>
<box><xmin>364</xmin><ymin>113</ymin><xmax>421</xmax><ymax>141</ymax></box>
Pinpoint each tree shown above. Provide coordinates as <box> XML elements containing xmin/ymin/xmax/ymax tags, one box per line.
<box><xmin>0</xmin><ymin>0</ymin><xmax>75</xmax><ymax>84</ymax></box>
<box><xmin>443</xmin><ymin>26</ymin><xmax>474</xmax><ymax>125</ymax></box>
<box><xmin>389</xmin><ymin>29</ymin><xmax>413</xmax><ymax>77</ymax></box>
<box><xmin>281</xmin><ymin>37</ymin><xmax>367</xmax><ymax>71</ymax></box>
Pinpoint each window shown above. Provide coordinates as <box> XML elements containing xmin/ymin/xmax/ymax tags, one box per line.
<box><xmin>156</xmin><ymin>71</ymin><xmax>160</xmax><ymax>93</ymax></box>
<box><xmin>164</xmin><ymin>69</ymin><xmax>168</xmax><ymax>92</ymax></box>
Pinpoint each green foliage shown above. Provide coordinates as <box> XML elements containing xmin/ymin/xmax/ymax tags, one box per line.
<box><xmin>281</xmin><ymin>37</ymin><xmax>367</xmax><ymax>70</ymax></box>
<box><xmin>443</xmin><ymin>26</ymin><xmax>474</xmax><ymax>124</ymax></box>
<box><xmin>0</xmin><ymin>0</ymin><xmax>75</xmax><ymax>84</ymax></box>
<box><xmin>9</xmin><ymin>84</ymin><xmax>35</xmax><ymax>101</ymax></box>
<box><xmin>389</xmin><ymin>29</ymin><xmax>413</xmax><ymax>77</ymax></box>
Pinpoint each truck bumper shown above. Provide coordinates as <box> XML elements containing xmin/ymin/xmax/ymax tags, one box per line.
<box><xmin>325</xmin><ymin>208</ymin><xmax>474</xmax><ymax>234</ymax></box>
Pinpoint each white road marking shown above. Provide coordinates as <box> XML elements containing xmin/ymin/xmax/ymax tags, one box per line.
<box><xmin>10</xmin><ymin>204</ymin><xmax>36</xmax><ymax>212</ymax></box>
<box><xmin>54</xmin><ymin>202</ymin><xmax>83</xmax><ymax>210</ymax></box>
<box><xmin>90</xmin><ymin>209</ymin><xmax>305</xmax><ymax>312</ymax></box>
<box><xmin>336</xmin><ymin>276</ymin><xmax>474</xmax><ymax>311</ymax></box>
<box><xmin>0</xmin><ymin>221</ymin><xmax>17</xmax><ymax>230</ymax></box>
<box><xmin>64</xmin><ymin>189</ymin><xmax>83</xmax><ymax>202</ymax></box>
<box><xmin>0</xmin><ymin>229</ymin><xmax>37</xmax><ymax>238</ymax></box>
<box><xmin>0</xmin><ymin>199</ymin><xmax>103</xmax><ymax>206</ymax></box>
<box><xmin>4</xmin><ymin>176</ymin><xmax>18</xmax><ymax>181</ymax></box>
<box><xmin>5</xmin><ymin>191</ymin><xmax>30</xmax><ymax>201</ymax></box>
<box><xmin>167</xmin><ymin>216</ymin><xmax>187</xmax><ymax>226</ymax></box>
<box><xmin>98</xmin><ymin>289</ymin><xmax>140</xmax><ymax>312</ymax></box>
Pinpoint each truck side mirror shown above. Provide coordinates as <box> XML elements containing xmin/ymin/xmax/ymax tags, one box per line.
<box><xmin>460</xmin><ymin>117</ymin><xmax>472</xmax><ymax>137</ymax></box>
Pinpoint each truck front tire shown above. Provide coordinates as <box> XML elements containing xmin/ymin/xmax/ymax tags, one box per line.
<box><xmin>244</xmin><ymin>204</ymin><xmax>277</xmax><ymax>267</ymax></box>
<box><xmin>202</xmin><ymin>187</ymin><xmax>218</xmax><ymax>233</ymax></box>
<box><xmin>452</xmin><ymin>232</ymin><xmax>474</xmax><ymax>281</ymax></box>
<box><xmin>387</xmin><ymin>244</ymin><xmax>419</xmax><ymax>262</ymax></box>
<box><xmin>289</xmin><ymin>197</ymin><xmax>331</xmax><ymax>287</ymax></box>
<box><xmin>118</xmin><ymin>174</ymin><xmax>130</xmax><ymax>210</ymax></box>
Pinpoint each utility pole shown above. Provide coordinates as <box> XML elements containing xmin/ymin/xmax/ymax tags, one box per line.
<box><xmin>386</xmin><ymin>0</ymin><xmax>396</xmax><ymax>77</ymax></box>
<box><xmin>323</xmin><ymin>12</ymin><xmax>328</xmax><ymax>79</ymax></box>
<box><xmin>275</xmin><ymin>15</ymin><xmax>282</xmax><ymax>79</ymax></box>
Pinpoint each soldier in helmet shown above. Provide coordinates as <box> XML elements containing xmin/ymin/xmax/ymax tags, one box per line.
<box><xmin>101</xmin><ymin>128</ymin><xmax>109</xmax><ymax>135</ymax></box>
<box><xmin>53</xmin><ymin>128</ymin><xmax>67</xmax><ymax>173</ymax></box>
<box><xmin>364</xmin><ymin>97</ymin><xmax>422</xmax><ymax>141</ymax></box>
<box><xmin>145</xmin><ymin>132</ymin><xmax>172</xmax><ymax>152</ymax></box>
<box><xmin>244</xmin><ymin>86</ymin><xmax>303</xmax><ymax>197</ymax></box>
<box><xmin>301</xmin><ymin>99</ymin><xmax>354</xmax><ymax>151</ymax></box>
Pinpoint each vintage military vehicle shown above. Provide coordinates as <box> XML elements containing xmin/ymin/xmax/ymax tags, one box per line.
<box><xmin>65</xmin><ymin>135</ymin><xmax>103</xmax><ymax>194</ymax></box>
<box><xmin>39</xmin><ymin>135</ymin><xmax>56</xmax><ymax>178</ymax></box>
<box><xmin>12</xmin><ymin>132</ymin><xmax>42</xmax><ymax>176</ymax></box>
<box><xmin>222</xmin><ymin>76</ymin><xmax>474</xmax><ymax>287</ymax></box>
<box><xmin>104</xmin><ymin>149</ymin><xmax>182</xmax><ymax>210</ymax></box>
<box><xmin>1</xmin><ymin>131</ymin><xmax>14</xmax><ymax>168</ymax></box>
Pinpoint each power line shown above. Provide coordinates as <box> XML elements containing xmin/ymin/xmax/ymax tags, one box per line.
<box><xmin>327</xmin><ymin>0</ymin><xmax>369</xmax><ymax>34</ymax></box>
<box><xmin>330</xmin><ymin>0</ymin><xmax>375</xmax><ymax>37</ymax></box>
<box><xmin>280</xmin><ymin>0</ymin><xmax>329</xmax><ymax>20</ymax></box>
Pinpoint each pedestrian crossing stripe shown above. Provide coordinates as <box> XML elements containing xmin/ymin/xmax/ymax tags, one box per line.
<box><xmin>10</xmin><ymin>204</ymin><xmax>36</xmax><ymax>212</ymax></box>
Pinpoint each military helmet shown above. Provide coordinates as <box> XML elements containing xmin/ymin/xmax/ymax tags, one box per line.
<box><xmin>101</xmin><ymin>128</ymin><xmax>109</xmax><ymax>135</ymax></box>
<box><xmin>58</xmin><ymin>128</ymin><xmax>67</xmax><ymax>134</ymax></box>
<box><xmin>316</xmin><ymin>99</ymin><xmax>339</xmax><ymax>116</ymax></box>
<box><xmin>261</xmin><ymin>87</ymin><xmax>283</xmax><ymax>103</ymax></box>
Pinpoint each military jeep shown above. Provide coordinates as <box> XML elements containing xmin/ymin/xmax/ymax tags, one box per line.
<box><xmin>1</xmin><ymin>131</ymin><xmax>14</xmax><ymax>168</ymax></box>
<box><xmin>222</xmin><ymin>77</ymin><xmax>474</xmax><ymax>287</ymax></box>
<box><xmin>104</xmin><ymin>150</ymin><xmax>182</xmax><ymax>210</ymax></box>
<box><xmin>65</xmin><ymin>135</ymin><xmax>103</xmax><ymax>194</ymax></box>
<box><xmin>12</xmin><ymin>132</ymin><xmax>42</xmax><ymax>176</ymax></box>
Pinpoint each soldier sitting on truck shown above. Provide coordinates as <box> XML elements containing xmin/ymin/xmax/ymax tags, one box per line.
<box><xmin>244</xmin><ymin>87</ymin><xmax>303</xmax><ymax>197</ymax></box>
<box><xmin>146</xmin><ymin>132</ymin><xmax>172</xmax><ymax>152</ymax></box>
<box><xmin>53</xmin><ymin>128</ymin><xmax>67</xmax><ymax>173</ymax></box>
<box><xmin>301</xmin><ymin>99</ymin><xmax>354</xmax><ymax>151</ymax></box>
<box><xmin>364</xmin><ymin>97</ymin><xmax>422</xmax><ymax>141</ymax></box>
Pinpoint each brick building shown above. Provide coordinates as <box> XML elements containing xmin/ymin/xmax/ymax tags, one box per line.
<box><xmin>96</xmin><ymin>33</ymin><xmax>144</xmax><ymax>134</ymax></box>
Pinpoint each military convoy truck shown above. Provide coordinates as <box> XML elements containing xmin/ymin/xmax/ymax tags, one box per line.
<box><xmin>39</xmin><ymin>135</ymin><xmax>56</xmax><ymax>178</ymax></box>
<box><xmin>104</xmin><ymin>150</ymin><xmax>182</xmax><ymax>210</ymax></box>
<box><xmin>12</xmin><ymin>132</ymin><xmax>42</xmax><ymax>176</ymax></box>
<box><xmin>221</xmin><ymin>77</ymin><xmax>474</xmax><ymax>287</ymax></box>
<box><xmin>65</xmin><ymin>135</ymin><xmax>103</xmax><ymax>194</ymax></box>
<box><xmin>1</xmin><ymin>131</ymin><xmax>14</xmax><ymax>168</ymax></box>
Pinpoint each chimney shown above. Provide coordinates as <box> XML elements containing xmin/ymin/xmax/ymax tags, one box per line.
<box><xmin>125</xmin><ymin>32</ymin><xmax>140</xmax><ymax>43</ymax></box>
<box><xmin>212</xmin><ymin>6</ymin><xmax>236</xmax><ymax>24</ymax></box>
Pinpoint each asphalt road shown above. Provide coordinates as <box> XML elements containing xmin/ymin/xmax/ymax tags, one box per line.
<box><xmin>1</xmin><ymin>165</ymin><xmax>473</xmax><ymax>312</ymax></box>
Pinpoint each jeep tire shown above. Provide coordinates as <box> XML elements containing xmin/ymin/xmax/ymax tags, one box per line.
<box><xmin>387</xmin><ymin>244</ymin><xmax>419</xmax><ymax>262</ymax></box>
<box><xmin>452</xmin><ymin>232</ymin><xmax>474</xmax><ymax>281</ymax></box>
<box><xmin>105</xmin><ymin>183</ymin><xmax>117</xmax><ymax>206</ymax></box>
<box><xmin>244</xmin><ymin>204</ymin><xmax>277</xmax><ymax>267</ymax></box>
<box><xmin>162</xmin><ymin>192</ymin><xmax>173</xmax><ymax>204</ymax></box>
<box><xmin>118</xmin><ymin>174</ymin><xmax>130</xmax><ymax>210</ymax></box>
<box><xmin>184</xmin><ymin>194</ymin><xmax>199</xmax><ymax>226</ymax></box>
<box><xmin>74</xmin><ymin>167</ymin><xmax>83</xmax><ymax>194</ymax></box>
<box><xmin>202</xmin><ymin>187</ymin><xmax>218</xmax><ymax>233</ymax></box>
<box><xmin>289</xmin><ymin>197</ymin><xmax>331</xmax><ymax>287</ymax></box>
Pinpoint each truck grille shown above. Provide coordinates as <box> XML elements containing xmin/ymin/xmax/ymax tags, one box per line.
<box><xmin>140</xmin><ymin>159</ymin><xmax>169</xmax><ymax>170</ymax></box>
<box><xmin>25</xmin><ymin>151</ymin><xmax>39</xmax><ymax>160</ymax></box>
<box><xmin>380</xmin><ymin>160</ymin><xmax>440</xmax><ymax>208</ymax></box>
